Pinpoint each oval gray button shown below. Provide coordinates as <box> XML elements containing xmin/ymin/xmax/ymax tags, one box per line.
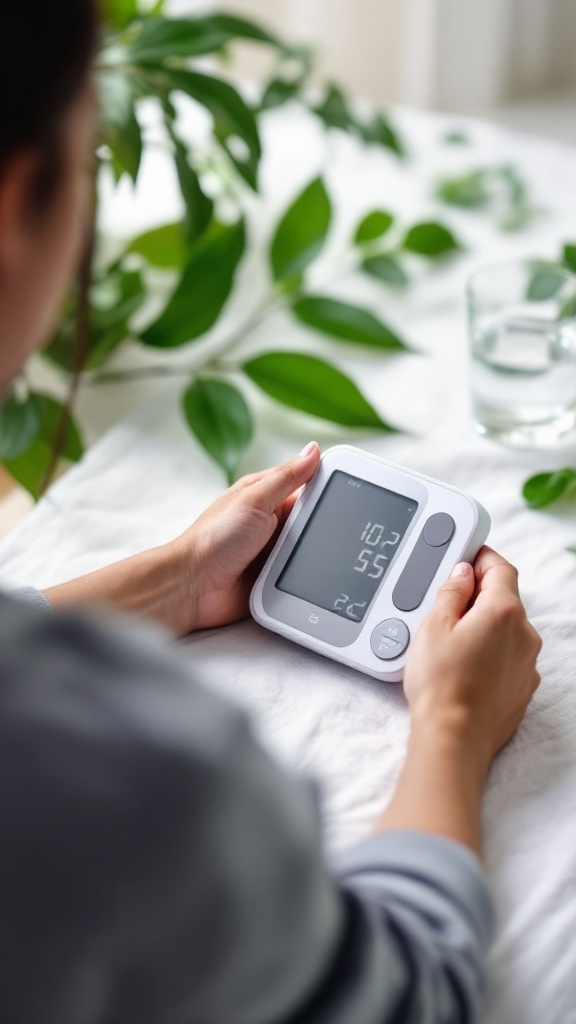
<box><xmin>422</xmin><ymin>513</ymin><xmax>455</xmax><ymax>547</ymax></box>
<box><xmin>371</xmin><ymin>618</ymin><xmax>410</xmax><ymax>661</ymax></box>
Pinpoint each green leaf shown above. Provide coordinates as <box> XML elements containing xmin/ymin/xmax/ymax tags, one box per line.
<box><xmin>500</xmin><ymin>165</ymin><xmax>527</xmax><ymax>206</ymax></box>
<box><xmin>436</xmin><ymin>170</ymin><xmax>488</xmax><ymax>208</ymax></box>
<box><xmin>563</xmin><ymin>244</ymin><xmax>576</xmax><ymax>273</ymax></box>
<box><xmin>170</xmin><ymin>131</ymin><xmax>214</xmax><ymax>243</ymax></box>
<box><xmin>442</xmin><ymin>129</ymin><xmax>471</xmax><ymax>145</ymax></box>
<box><xmin>360</xmin><ymin>114</ymin><xmax>405</xmax><ymax>157</ymax></box>
<box><xmin>3</xmin><ymin>394</ymin><xmax>84</xmax><ymax>499</ymax></box>
<box><xmin>314</xmin><ymin>85</ymin><xmax>353</xmax><ymax>131</ymax></box>
<box><xmin>91</xmin><ymin>269</ymin><xmax>144</xmax><ymax>334</ymax></box>
<box><xmin>527</xmin><ymin>270</ymin><xmax>564</xmax><ymax>302</ymax></box>
<box><xmin>270</xmin><ymin>178</ymin><xmax>332</xmax><ymax>283</ymax></box>
<box><xmin>160</xmin><ymin>69</ymin><xmax>261</xmax><ymax>163</ymax></box>
<box><xmin>213</xmin><ymin>121</ymin><xmax>259</xmax><ymax>190</ymax></box>
<box><xmin>127</xmin><ymin>12</ymin><xmax>283</xmax><ymax>62</ymax></box>
<box><xmin>244</xmin><ymin>352</ymin><xmax>397</xmax><ymax>430</ymax></box>
<box><xmin>32</xmin><ymin>394</ymin><xmax>84</xmax><ymax>463</ymax></box>
<box><xmin>45</xmin><ymin>270</ymin><xmax>145</xmax><ymax>373</ymax></box>
<box><xmin>128</xmin><ymin>222</ymin><xmax>187</xmax><ymax>268</ymax></box>
<box><xmin>260</xmin><ymin>77</ymin><xmax>301</xmax><ymax>111</ymax></box>
<box><xmin>203</xmin><ymin>13</ymin><xmax>282</xmax><ymax>48</ymax></box>
<box><xmin>312</xmin><ymin>94</ymin><xmax>406</xmax><ymax>157</ymax></box>
<box><xmin>182</xmin><ymin>378</ymin><xmax>253</xmax><ymax>483</ymax></box>
<box><xmin>98</xmin><ymin>70</ymin><xmax>143</xmax><ymax>183</ymax></box>
<box><xmin>141</xmin><ymin>220</ymin><xmax>246</xmax><ymax>348</ymax></box>
<box><xmin>125</xmin><ymin>18</ymin><xmax>231</xmax><ymax>63</ymax></box>
<box><xmin>522</xmin><ymin>468</ymin><xmax>576</xmax><ymax>509</ymax></box>
<box><xmin>403</xmin><ymin>221</ymin><xmax>460</xmax><ymax>257</ymax></box>
<box><xmin>362</xmin><ymin>255</ymin><xmax>408</xmax><ymax>287</ymax></box>
<box><xmin>89</xmin><ymin>269</ymin><xmax>145</xmax><ymax>369</ymax></box>
<box><xmin>159</xmin><ymin>68</ymin><xmax>261</xmax><ymax>189</ymax></box>
<box><xmin>293</xmin><ymin>296</ymin><xmax>408</xmax><ymax>351</ymax></box>
<box><xmin>101</xmin><ymin>0</ymin><xmax>139</xmax><ymax>29</ymax></box>
<box><xmin>3</xmin><ymin>439</ymin><xmax>54</xmax><ymax>500</ymax></box>
<box><xmin>0</xmin><ymin>392</ymin><xmax>40</xmax><ymax>459</ymax></box>
<box><xmin>437</xmin><ymin>165</ymin><xmax>534</xmax><ymax>232</ymax></box>
<box><xmin>354</xmin><ymin>211</ymin><xmax>394</xmax><ymax>245</ymax></box>
<box><xmin>499</xmin><ymin>206</ymin><xmax>535</xmax><ymax>232</ymax></box>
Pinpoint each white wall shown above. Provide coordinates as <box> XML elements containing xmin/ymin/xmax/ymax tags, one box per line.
<box><xmin>548</xmin><ymin>0</ymin><xmax>576</xmax><ymax>90</ymax></box>
<box><xmin>173</xmin><ymin>0</ymin><xmax>405</xmax><ymax>105</ymax></box>
<box><xmin>283</xmin><ymin>0</ymin><xmax>405</xmax><ymax>106</ymax></box>
<box><xmin>169</xmin><ymin>0</ymin><xmax>576</xmax><ymax>112</ymax></box>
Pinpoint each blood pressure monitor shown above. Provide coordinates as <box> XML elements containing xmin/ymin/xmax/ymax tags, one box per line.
<box><xmin>250</xmin><ymin>446</ymin><xmax>491</xmax><ymax>682</ymax></box>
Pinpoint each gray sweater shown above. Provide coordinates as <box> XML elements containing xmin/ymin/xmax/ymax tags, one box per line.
<box><xmin>0</xmin><ymin>591</ymin><xmax>493</xmax><ymax>1023</ymax></box>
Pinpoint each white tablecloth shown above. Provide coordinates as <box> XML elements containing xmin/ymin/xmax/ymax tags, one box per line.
<box><xmin>2</xmin><ymin>106</ymin><xmax>576</xmax><ymax>1023</ymax></box>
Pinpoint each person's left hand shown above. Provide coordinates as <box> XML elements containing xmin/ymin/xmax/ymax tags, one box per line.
<box><xmin>44</xmin><ymin>443</ymin><xmax>320</xmax><ymax>636</ymax></box>
<box><xmin>173</xmin><ymin>442</ymin><xmax>321</xmax><ymax>633</ymax></box>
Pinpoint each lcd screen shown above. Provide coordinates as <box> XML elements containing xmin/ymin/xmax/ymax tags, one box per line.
<box><xmin>277</xmin><ymin>471</ymin><xmax>417</xmax><ymax>622</ymax></box>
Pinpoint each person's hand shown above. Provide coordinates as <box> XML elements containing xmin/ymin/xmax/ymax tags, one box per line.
<box><xmin>44</xmin><ymin>443</ymin><xmax>321</xmax><ymax>636</ymax></box>
<box><xmin>404</xmin><ymin>546</ymin><xmax>542</xmax><ymax>774</ymax></box>
<box><xmin>173</xmin><ymin>442</ymin><xmax>321</xmax><ymax>634</ymax></box>
<box><xmin>374</xmin><ymin>546</ymin><xmax>542</xmax><ymax>855</ymax></box>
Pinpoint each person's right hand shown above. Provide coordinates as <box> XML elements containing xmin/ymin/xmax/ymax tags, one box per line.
<box><xmin>403</xmin><ymin>546</ymin><xmax>542</xmax><ymax>775</ymax></box>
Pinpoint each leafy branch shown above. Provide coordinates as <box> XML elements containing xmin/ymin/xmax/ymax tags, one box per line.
<box><xmin>520</xmin><ymin>238</ymin><xmax>576</xmax><ymax>541</ymax></box>
<box><xmin>436</xmin><ymin>164</ymin><xmax>538</xmax><ymax>232</ymax></box>
<box><xmin>0</xmin><ymin>0</ymin><xmax>465</xmax><ymax>494</ymax></box>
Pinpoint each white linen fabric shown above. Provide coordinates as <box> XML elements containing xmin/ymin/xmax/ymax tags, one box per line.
<box><xmin>1</xmin><ymin>107</ymin><xmax>576</xmax><ymax>1022</ymax></box>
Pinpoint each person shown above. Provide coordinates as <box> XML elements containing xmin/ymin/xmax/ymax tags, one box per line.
<box><xmin>0</xmin><ymin>2</ymin><xmax>542</xmax><ymax>1022</ymax></box>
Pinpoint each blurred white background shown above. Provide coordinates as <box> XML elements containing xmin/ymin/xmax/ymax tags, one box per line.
<box><xmin>169</xmin><ymin>0</ymin><xmax>576</xmax><ymax>141</ymax></box>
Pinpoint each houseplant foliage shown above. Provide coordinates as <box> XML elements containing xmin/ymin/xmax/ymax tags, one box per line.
<box><xmin>521</xmin><ymin>241</ymin><xmax>576</xmax><ymax>548</ymax></box>
<box><xmin>0</xmin><ymin>0</ymin><xmax>464</xmax><ymax>495</ymax></box>
<box><xmin>436</xmin><ymin>164</ymin><xmax>538</xmax><ymax>232</ymax></box>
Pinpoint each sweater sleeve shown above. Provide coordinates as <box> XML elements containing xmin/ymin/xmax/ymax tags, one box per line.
<box><xmin>9</xmin><ymin>586</ymin><xmax>52</xmax><ymax>610</ymax></box>
<box><xmin>0</xmin><ymin>593</ymin><xmax>493</xmax><ymax>1024</ymax></box>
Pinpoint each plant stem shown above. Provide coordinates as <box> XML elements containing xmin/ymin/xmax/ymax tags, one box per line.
<box><xmin>84</xmin><ymin>244</ymin><xmax>381</xmax><ymax>391</ymax></box>
<box><xmin>87</xmin><ymin>363</ymin><xmax>195</xmax><ymax>385</ymax></box>
<box><xmin>86</xmin><ymin>294</ymin><xmax>280</xmax><ymax>387</ymax></box>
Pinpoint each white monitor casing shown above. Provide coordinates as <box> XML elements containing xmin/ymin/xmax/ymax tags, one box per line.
<box><xmin>250</xmin><ymin>446</ymin><xmax>491</xmax><ymax>682</ymax></box>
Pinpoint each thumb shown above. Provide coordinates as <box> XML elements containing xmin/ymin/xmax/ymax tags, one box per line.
<box><xmin>432</xmin><ymin>562</ymin><xmax>475</xmax><ymax>624</ymax></box>
<box><xmin>248</xmin><ymin>442</ymin><xmax>320</xmax><ymax>512</ymax></box>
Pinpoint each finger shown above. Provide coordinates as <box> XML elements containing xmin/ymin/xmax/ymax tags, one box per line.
<box><xmin>246</xmin><ymin>442</ymin><xmax>321</xmax><ymax>513</ymax></box>
<box><xmin>473</xmin><ymin>545</ymin><xmax>520</xmax><ymax>598</ymax></box>
<box><xmin>432</xmin><ymin>561</ymin><xmax>476</xmax><ymax>624</ymax></box>
<box><xmin>275</xmin><ymin>489</ymin><xmax>302</xmax><ymax>530</ymax></box>
<box><xmin>528</xmin><ymin>622</ymin><xmax>543</xmax><ymax>656</ymax></box>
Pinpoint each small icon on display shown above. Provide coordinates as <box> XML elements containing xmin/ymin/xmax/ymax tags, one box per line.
<box><xmin>309</xmin><ymin>614</ymin><xmax>319</xmax><ymax>624</ymax></box>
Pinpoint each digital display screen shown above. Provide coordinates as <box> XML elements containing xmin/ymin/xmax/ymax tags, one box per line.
<box><xmin>277</xmin><ymin>471</ymin><xmax>417</xmax><ymax>622</ymax></box>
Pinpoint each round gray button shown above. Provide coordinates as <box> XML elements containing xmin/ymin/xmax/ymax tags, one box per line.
<box><xmin>370</xmin><ymin>618</ymin><xmax>410</xmax><ymax>661</ymax></box>
<box><xmin>422</xmin><ymin>512</ymin><xmax>455</xmax><ymax>547</ymax></box>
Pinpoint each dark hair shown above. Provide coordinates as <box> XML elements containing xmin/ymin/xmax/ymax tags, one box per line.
<box><xmin>0</xmin><ymin>0</ymin><xmax>99</xmax><ymax>204</ymax></box>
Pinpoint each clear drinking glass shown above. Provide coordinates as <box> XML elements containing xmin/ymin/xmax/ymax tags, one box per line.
<box><xmin>467</xmin><ymin>260</ymin><xmax>576</xmax><ymax>447</ymax></box>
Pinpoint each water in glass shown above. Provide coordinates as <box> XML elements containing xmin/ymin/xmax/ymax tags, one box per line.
<box><xmin>471</xmin><ymin>307</ymin><xmax>576</xmax><ymax>446</ymax></box>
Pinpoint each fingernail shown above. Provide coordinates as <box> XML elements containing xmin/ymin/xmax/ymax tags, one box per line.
<box><xmin>450</xmin><ymin>562</ymin><xmax>471</xmax><ymax>579</ymax></box>
<box><xmin>298</xmin><ymin>441</ymin><xmax>318</xmax><ymax>457</ymax></box>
